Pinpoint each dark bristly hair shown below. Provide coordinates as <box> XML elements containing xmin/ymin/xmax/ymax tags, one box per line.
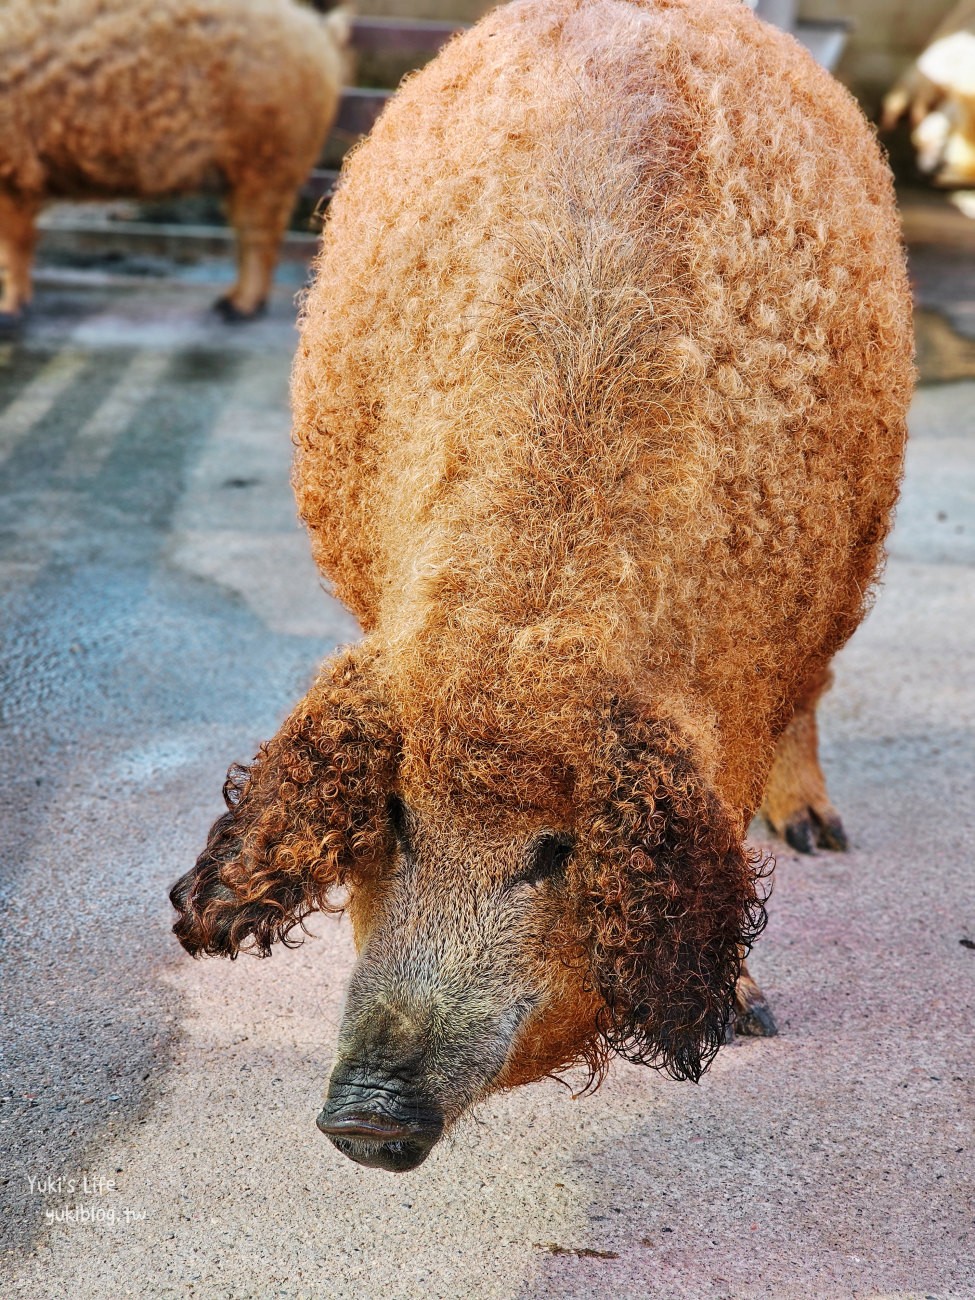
<box><xmin>573</xmin><ymin>705</ymin><xmax>771</xmax><ymax>1082</ymax></box>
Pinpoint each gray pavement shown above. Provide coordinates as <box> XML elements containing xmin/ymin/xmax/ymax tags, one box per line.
<box><xmin>0</xmin><ymin>230</ymin><xmax>973</xmax><ymax>1299</ymax></box>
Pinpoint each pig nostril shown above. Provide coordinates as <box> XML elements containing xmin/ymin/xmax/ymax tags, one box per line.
<box><xmin>316</xmin><ymin>1103</ymin><xmax>444</xmax><ymax>1171</ymax></box>
<box><xmin>316</xmin><ymin>1111</ymin><xmax>418</xmax><ymax>1142</ymax></box>
<box><xmin>319</xmin><ymin>1063</ymin><xmax>445</xmax><ymax>1171</ymax></box>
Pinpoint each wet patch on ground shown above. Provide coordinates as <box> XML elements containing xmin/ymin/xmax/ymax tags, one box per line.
<box><xmin>0</xmin><ymin>294</ymin><xmax>334</xmax><ymax>1257</ymax></box>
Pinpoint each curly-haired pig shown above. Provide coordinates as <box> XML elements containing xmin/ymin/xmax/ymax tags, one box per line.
<box><xmin>170</xmin><ymin>0</ymin><xmax>914</xmax><ymax>1171</ymax></box>
<box><xmin>0</xmin><ymin>0</ymin><xmax>347</xmax><ymax>323</ymax></box>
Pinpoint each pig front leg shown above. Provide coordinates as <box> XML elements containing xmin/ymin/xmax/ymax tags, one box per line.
<box><xmin>760</xmin><ymin>671</ymin><xmax>847</xmax><ymax>855</ymax></box>
<box><xmin>216</xmin><ymin>183</ymin><xmax>296</xmax><ymax>322</ymax></box>
<box><xmin>733</xmin><ymin>957</ymin><xmax>777</xmax><ymax>1038</ymax></box>
<box><xmin>0</xmin><ymin>192</ymin><xmax>39</xmax><ymax>325</ymax></box>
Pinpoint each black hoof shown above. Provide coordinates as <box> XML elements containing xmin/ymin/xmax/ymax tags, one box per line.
<box><xmin>735</xmin><ymin>1000</ymin><xmax>778</xmax><ymax>1038</ymax></box>
<box><xmin>784</xmin><ymin>812</ymin><xmax>816</xmax><ymax>855</ymax></box>
<box><xmin>0</xmin><ymin>310</ymin><xmax>24</xmax><ymax>333</ymax></box>
<box><xmin>815</xmin><ymin>811</ymin><xmax>848</xmax><ymax>852</ymax></box>
<box><xmin>213</xmin><ymin>296</ymin><xmax>267</xmax><ymax>324</ymax></box>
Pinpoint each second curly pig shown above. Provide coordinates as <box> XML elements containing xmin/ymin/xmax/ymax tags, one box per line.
<box><xmin>0</xmin><ymin>0</ymin><xmax>347</xmax><ymax>322</ymax></box>
<box><xmin>171</xmin><ymin>0</ymin><xmax>914</xmax><ymax>1172</ymax></box>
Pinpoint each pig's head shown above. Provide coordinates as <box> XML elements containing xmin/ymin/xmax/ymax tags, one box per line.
<box><xmin>170</xmin><ymin>649</ymin><xmax>767</xmax><ymax>1172</ymax></box>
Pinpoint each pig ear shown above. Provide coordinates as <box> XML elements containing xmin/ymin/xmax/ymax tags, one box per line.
<box><xmin>578</xmin><ymin>705</ymin><xmax>769</xmax><ymax>1082</ymax></box>
<box><xmin>169</xmin><ymin>651</ymin><xmax>398</xmax><ymax>959</ymax></box>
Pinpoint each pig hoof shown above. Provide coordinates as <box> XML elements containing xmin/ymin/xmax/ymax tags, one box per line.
<box><xmin>781</xmin><ymin>807</ymin><xmax>848</xmax><ymax>854</ymax></box>
<box><xmin>784</xmin><ymin>811</ymin><xmax>816</xmax><ymax>854</ymax></box>
<box><xmin>213</xmin><ymin>295</ymin><xmax>267</xmax><ymax>323</ymax></box>
<box><xmin>815</xmin><ymin>811</ymin><xmax>848</xmax><ymax>852</ymax></box>
<box><xmin>733</xmin><ymin>966</ymin><xmax>777</xmax><ymax>1040</ymax></box>
<box><xmin>734</xmin><ymin>998</ymin><xmax>778</xmax><ymax>1038</ymax></box>
<box><xmin>0</xmin><ymin>309</ymin><xmax>24</xmax><ymax>333</ymax></box>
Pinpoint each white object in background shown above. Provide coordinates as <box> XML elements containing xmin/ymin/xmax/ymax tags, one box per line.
<box><xmin>918</xmin><ymin>28</ymin><xmax>975</xmax><ymax>95</ymax></box>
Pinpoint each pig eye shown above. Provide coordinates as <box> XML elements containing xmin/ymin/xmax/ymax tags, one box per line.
<box><xmin>388</xmin><ymin>794</ymin><xmax>410</xmax><ymax>846</ymax></box>
<box><xmin>515</xmin><ymin>832</ymin><xmax>574</xmax><ymax>889</ymax></box>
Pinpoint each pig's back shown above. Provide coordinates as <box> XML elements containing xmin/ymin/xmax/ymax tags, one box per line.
<box><xmin>293</xmin><ymin>0</ymin><xmax>912</xmax><ymax>801</ymax></box>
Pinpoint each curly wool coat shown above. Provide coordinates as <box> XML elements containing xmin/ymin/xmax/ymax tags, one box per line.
<box><xmin>175</xmin><ymin>0</ymin><xmax>914</xmax><ymax>1114</ymax></box>
<box><xmin>293</xmin><ymin>0</ymin><xmax>912</xmax><ymax>820</ymax></box>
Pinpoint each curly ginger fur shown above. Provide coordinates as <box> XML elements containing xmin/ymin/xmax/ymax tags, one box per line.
<box><xmin>567</xmin><ymin>707</ymin><xmax>770</xmax><ymax>1082</ymax></box>
<box><xmin>176</xmin><ymin>0</ymin><xmax>913</xmax><ymax>1088</ymax></box>
<box><xmin>293</xmin><ymin>0</ymin><xmax>912</xmax><ymax>812</ymax></box>
<box><xmin>170</xmin><ymin>652</ymin><xmax>399</xmax><ymax>958</ymax></box>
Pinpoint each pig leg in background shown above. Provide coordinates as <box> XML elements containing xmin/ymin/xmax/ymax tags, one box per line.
<box><xmin>760</xmin><ymin>669</ymin><xmax>848</xmax><ymax>855</ymax></box>
<box><xmin>881</xmin><ymin>67</ymin><xmax>943</xmax><ymax>133</ymax></box>
<box><xmin>216</xmin><ymin>183</ymin><xmax>295</xmax><ymax>322</ymax></box>
<box><xmin>930</xmin><ymin>95</ymin><xmax>975</xmax><ymax>186</ymax></box>
<box><xmin>0</xmin><ymin>192</ymin><xmax>38</xmax><ymax>324</ymax></box>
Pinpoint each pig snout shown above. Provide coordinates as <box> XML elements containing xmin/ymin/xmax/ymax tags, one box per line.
<box><xmin>317</xmin><ymin>1061</ymin><xmax>444</xmax><ymax>1172</ymax></box>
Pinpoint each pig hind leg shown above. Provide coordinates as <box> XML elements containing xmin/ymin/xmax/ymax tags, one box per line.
<box><xmin>216</xmin><ymin>181</ymin><xmax>296</xmax><ymax>321</ymax></box>
<box><xmin>760</xmin><ymin>670</ymin><xmax>847</xmax><ymax>855</ymax></box>
<box><xmin>0</xmin><ymin>193</ymin><xmax>39</xmax><ymax>322</ymax></box>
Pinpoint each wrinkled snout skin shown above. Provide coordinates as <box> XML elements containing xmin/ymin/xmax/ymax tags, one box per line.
<box><xmin>317</xmin><ymin>808</ymin><xmax>597</xmax><ymax>1172</ymax></box>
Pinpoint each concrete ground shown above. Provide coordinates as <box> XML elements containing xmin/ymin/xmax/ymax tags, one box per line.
<box><xmin>0</xmin><ymin>217</ymin><xmax>973</xmax><ymax>1299</ymax></box>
